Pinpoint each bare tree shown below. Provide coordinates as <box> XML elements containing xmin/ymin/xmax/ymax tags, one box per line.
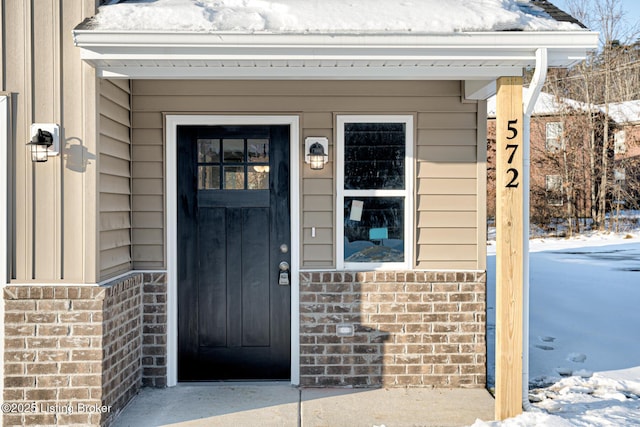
<box><xmin>555</xmin><ymin>0</ymin><xmax>640</xmax><ymax>230</ymax></box>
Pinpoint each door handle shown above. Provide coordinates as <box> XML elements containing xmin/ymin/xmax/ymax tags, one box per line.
<box><xmin>278</xmin><ymin>261</ymin><xmax>290</xmax><ymax>286</ymax></box>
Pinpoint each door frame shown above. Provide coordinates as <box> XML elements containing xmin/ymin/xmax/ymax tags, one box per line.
<box><xmin>165</xmin><ymin>115</ymin><xmax>301</xmax><ymax>386</ymax></box>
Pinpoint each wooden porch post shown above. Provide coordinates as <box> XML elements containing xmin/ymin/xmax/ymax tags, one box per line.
<box><xmin>495</xmin><ymin>76</ymin><xmax>524</xmax><ymax>420</ymax></box>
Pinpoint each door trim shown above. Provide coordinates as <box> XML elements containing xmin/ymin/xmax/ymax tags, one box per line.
<box><xmin>165</xmin><ymin>115</ymin><xmax>300</xmax><ymax>386</ymax></box>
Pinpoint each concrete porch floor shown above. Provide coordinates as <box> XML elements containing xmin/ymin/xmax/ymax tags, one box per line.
<box><xmin>111</xmin><ymin>383</ymin><xmax>495</xmax><ymax>427</ymax></box>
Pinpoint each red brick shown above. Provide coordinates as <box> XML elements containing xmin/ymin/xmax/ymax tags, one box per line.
<box><xmin>71</xmin><ymin>349</ymin><xmax>102</xmax><ymax>361</ymax></box>
<box><xmin>38</xmin><ymin>325</ymin><xmax>70</xmax><ymax>336</ymax></box>
<box><xmin>58</xmin><ymin>312</ymin><xmax>91</xmax><ymax>323</ymax></box>
<box><xmin>37</xmin><ymin>300</ymin><xmax>70</xmax><ymax>311</ymax></box>
<box><xmin>57</xmin><ymin>414</ymin><xmax>93</xmax><ymax>425</ymax></box>
<box><xmin>72</xmin><ymin>300</ymin><xmax>102</xmax><ymax>311</ymax></box>
<box><xmin>26</xmin><ymin>338</ymin><xmax>58</xmax><ymax>349</ymax></box>
<box><xmin>4</xmin><ymin>313</ymin><xmax>25</xmax><ymax>323</ymax></box>
<box><xmin>4</xmin><ymin>351</ymin><xmax>36</xmax><ymax>362</ymax></box>
<box><xmin>72</xmin><ymin>324</ymin><xmax>103</xmax><ymax>336</ymax></box>
<box><xmin>24</xmin><ymin>414</ymin><xmax>57</xmax><ymax>425</ymax></box>
<box><xmin>4</xmin><ymin>376</ymin><xmax>35</xmax><ymax>388</ymax></box>
<box><xmin>4</xmin><ymin>363</ymin><xmax>24</xmax><ymax>375</ymax></box>
<box><xmin>3</xmin><ymin>414</ymin><xmax>24</xmax><ymax>426</ymax></box>
<box><xmin>25</xmin><ymin>313</ymin><xmax>56</xmax><ymax>323</ymax></box>
<box><xmin>58</xmin><ymin>388</ymin><xmax>90</xmax><ymax>400</ymax></box>
<box><xmin>4</xmin><ymin>338</ymin><xmax>25</xmax><ymax>349</ymax></box>
<box><xmin>60</xmin><ymin>337</ymin><xmax>91</xmax><ymax>348</ymax></box>
<box><xmin>3</xmin><ymin>388</ymin><xmax>25</xmax><ymax>400</ymax></box>
<box><xmin>26</xmin><ymin>363</ymin><xmax>58</xmax><ymax>375</ymax></box>
<box><xmin>37</xmin><ymin>375</ymin><xmax>69</xmax><ymax>387</ymax></box>
<box><xmin>5</xmin><ymin>325</ymin><xmax>36</xmax><ymax>336</ymax></box>
<box><xmin>5</xmin><ymin>300</ymin><xmax>36</xmax><ymax>311</ymax></box>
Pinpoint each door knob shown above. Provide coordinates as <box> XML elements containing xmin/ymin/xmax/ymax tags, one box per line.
<box><xmin>279</xmin><ymin>261</ymin><xmax>290</xmax><ymax>272</ymax></box>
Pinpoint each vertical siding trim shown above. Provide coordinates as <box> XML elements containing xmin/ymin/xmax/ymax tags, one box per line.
<box><xmin>477</xmin><ymin>100</ymin><xmax>488</xmax><ymax>271</ymax></box>
<box><xmin>23</xmin><ymin>0</ymin><xmax>33</xmax><ymax>279</ymax></box>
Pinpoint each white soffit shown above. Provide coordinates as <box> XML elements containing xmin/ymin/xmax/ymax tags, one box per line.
<box><xmin>73</xmin><ymin>31</ymin><xmax>598</xmax><ymax>80</ymax></box>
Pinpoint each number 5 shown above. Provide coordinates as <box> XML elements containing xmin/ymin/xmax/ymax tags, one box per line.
<box><xmin>507</xmin><ymin>119</ymin><xmax>518</xmax><ymax>140</ymax></box>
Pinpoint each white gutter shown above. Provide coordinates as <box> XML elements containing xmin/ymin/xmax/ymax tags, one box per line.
<box><xmin>521</xmin><ymin>48</ymin><xmax>548</xmax><ymax>411</ymax></box>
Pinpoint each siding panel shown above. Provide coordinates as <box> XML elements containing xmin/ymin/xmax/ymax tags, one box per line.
<box><xmin>131</xmin><ymin>80</ymin><xmax>481</xmax><ymax>270</ymax></box>
<box><xmin>417</xmin><ymin>162</ymin><xmax>477</xmax><ymax>179</ymax></box>
<box><xmin>417</xmin><ymin>195</ymin><xmax>477</xmax><ymax>212</ymax></box>
<box><xmin>417</xmin><ymin>178</ymin><xmax>477</xmax><ymax>195</ymax></box>
<box><xmin>99</xmin><ymin>79</ymin><xmax>132</xmax><ymax>280</ymax></box>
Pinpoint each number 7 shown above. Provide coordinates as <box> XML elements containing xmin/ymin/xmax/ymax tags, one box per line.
<box><xmin>506</xmin><ymin>144</ymin><xmax>518</xmax><ymax>164</ymax></box>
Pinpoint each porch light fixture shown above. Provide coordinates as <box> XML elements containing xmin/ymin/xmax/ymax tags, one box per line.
<box><xmin>305</xmin><ymin>137</ymin><xmax>329</xmax><ymax>170</ymax></box>
<box><xmin>28</xmin><ymin>124</ymin><xmax>60</xmax><ymax>163</ymax></box>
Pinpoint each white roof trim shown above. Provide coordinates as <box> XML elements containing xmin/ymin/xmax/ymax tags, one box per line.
<box><xmin>73</xmin><ymin>30</ymin><xmax>598</xmax><ymax>81</ymax></box>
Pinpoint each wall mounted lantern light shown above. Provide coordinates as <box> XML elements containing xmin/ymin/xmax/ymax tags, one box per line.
<box><xmin>28</xmin><ymin>123</ymin><xmax>60</xmax><ymax>163</ymax></box>
<box><xmin>305</xmin><ymin>137</ymin><xmax>329</xmax><ymax>170</ymax></box>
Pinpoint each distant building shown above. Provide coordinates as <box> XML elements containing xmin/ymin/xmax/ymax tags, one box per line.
<box><xmin>486</xmin><ymin>89</ymin><xmax>640</xmax><ymax>227</ymax></box>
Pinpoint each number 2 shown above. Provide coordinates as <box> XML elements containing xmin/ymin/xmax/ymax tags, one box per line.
<box><xmin>506</xmin><ymin>168</ymin><xmax>519</xmax><ymax>188</ymax></box>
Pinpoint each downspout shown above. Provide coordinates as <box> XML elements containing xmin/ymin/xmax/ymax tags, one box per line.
<box><xmin>521</xmin><ymin>48</ymin><xmax>548</xmax><ymax>410</ymax></box>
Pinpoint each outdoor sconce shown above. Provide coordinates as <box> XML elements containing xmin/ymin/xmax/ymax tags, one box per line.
<box><xmin>28</xmin><ymin>123</ymin><xmax>60</xmax><ymax>163</ymax></box>
<box><xmin>305</xmin><ymin>137</ymin><xmax>329</xmax><ymax>170</ymax></box>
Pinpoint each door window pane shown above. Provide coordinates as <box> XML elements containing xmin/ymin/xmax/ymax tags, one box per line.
<box><xmin>343</xmin><ymin>197</ymin><xmax>404</xmax><ymax>263</ymax></box>
<box><xmin>223</xmin><ymin>139</ymin><xmax>245</xmax><ymax>162</ymax></box>
<box><xmin>224</xmin><ymin>166</ymin><xmax>245</xmax><ymax>189</ymax></box>
<box><xmin>344</xmin><ymin>123</ymin><xmax>405</xmax><ymax>190</ymax></box>
<box><xmin>198</xmin><ymin>139</ymin><xmax>220</xmax><ymax>163</ymax></box>
<box><xmin>198</xmin><ymin>166</ymin><xmax>220</xmax><ymax>189</ymax></box>
<box><xmin>248</xmin><ymin>139</ymin><xmax>269</xmax><ymax>163</ymax></box>
<box><xmin>248</xmin><ymin>167</ymin><xmax>269</xmax><ymax>190</ymax></box>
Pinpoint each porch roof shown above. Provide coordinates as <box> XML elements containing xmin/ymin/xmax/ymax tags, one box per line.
<box><xmin>72</xmin><ymin>0</ymin><xmax>598</xmax><ymax>94</ymax></box>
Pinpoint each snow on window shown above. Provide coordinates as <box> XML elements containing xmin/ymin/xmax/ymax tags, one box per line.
<box><xmin>614</xmin><ymin>131</ymin><xmax>626</xmax><ymax>154</ymax></box>
<box><xmin>545</xmin><ymin>122</ymin><xmax>564</xmax><ymax>152</ymax></box>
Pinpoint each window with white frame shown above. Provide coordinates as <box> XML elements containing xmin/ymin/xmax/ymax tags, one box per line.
<box><xmin>545</xmin><ymin>122</ymin><xmax>564</xmax><ymax>151</ymax></box>
<box><xmin>337</xmin><ymin>115</ymin><xmax>413</xmax><ymax>270</ymax></box>
<box><xmin>614</xmin><ymin>131</ymin><xmax>626</xmax><ymax>154</ymax></box>
<box><xmin>545</xmin><ymin>174</ymin><xmax>563</xmax><ymax>206</ymax></box>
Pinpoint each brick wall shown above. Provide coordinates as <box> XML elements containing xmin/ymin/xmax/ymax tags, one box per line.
<box><xmin>299</xmin><ymin>271</ymin><xmax>486</xmax><ymax>388</ymax></box>
<box><xmin>141</xmin><ymin>273</ymin><xmax>168</xmax><ymax>387</ymax></box>
<box><xmin>102</xmin><ymin>275</ymin><xmax>143</xmax><ymax>424</ymax></box>
<box><xmin>3</xmin><ymin>273</ymin><xmax>143</xmax><ymax>427</ymax></box>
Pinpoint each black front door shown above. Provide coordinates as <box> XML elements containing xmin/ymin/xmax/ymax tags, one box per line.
<box><xmin>177</xmin><ymin>125</ymin><xmax>291</xmax><ymax>381</ymax></box>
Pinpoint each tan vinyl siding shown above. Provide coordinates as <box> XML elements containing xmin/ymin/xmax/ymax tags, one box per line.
<box><xmin>3</xmin><ymin>0</ymin><xmax>98</xmax><ymax>283</ymax></box>
<box><xmin>99</xmin><ymin>79</ymin><xmax>132</xmax><ymax>279</ymax></box>
<box><xmin>130</xmin><ymin>115</ymin><xmax>164</xmax><ymax>270</ymax></box>
<box><xmin>415</xmin><ymin>97</ymin><xmax>481</xmax><ymax>270</ymax></box>
<box><xmin>131</xmin><ymin>80</ymin><xmax>482</xmax><ymax>270</ymax></box>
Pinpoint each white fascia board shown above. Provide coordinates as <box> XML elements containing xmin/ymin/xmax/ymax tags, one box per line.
<box><xmin>73</xmin><ymin>30</ymin><xmax>599</xmax><ymax>79</ymax></box>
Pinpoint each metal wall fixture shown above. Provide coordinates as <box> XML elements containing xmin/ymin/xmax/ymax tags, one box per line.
<box><xmin>304</xmin><ymin>137</ymin><xmax>329</xmax><ymax>170</ymax></box>
<box><xmin>28</xmin><ymin>123</ymin><xmax>60</xmax><ymax>162</ymax></box>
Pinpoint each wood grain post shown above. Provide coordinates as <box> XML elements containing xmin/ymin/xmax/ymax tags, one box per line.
<box><xmin>495</xmin><ymin>76</ymin><xmax>524</xmax><ymax>420</ymax></box>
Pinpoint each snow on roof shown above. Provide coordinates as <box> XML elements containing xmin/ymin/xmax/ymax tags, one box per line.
<box><xmin>604</xmin><ymin>100</ymin><xmax>640</xmax><ymax>124</ymax></box>
<box><xmin>87</xmin><ymin>0</ymin><xmax>584</xmax><ymax>33</ymax></box>
<box><xmin>487</xmin><ymin>88</ymin><xmax>593</xmax><ymax>118</ymax></box>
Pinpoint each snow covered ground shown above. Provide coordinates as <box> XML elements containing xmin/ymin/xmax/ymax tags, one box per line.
<box><xmin>481</xmin><ymin>228</ymin><xmax>640</xmax><ymax>426</ymax></box>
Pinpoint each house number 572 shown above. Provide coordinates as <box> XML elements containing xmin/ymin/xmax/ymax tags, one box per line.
<box><xmin>505</xmin><ymin>119</ymin><xmax>519</xmax><ymax>188</ymax></box>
